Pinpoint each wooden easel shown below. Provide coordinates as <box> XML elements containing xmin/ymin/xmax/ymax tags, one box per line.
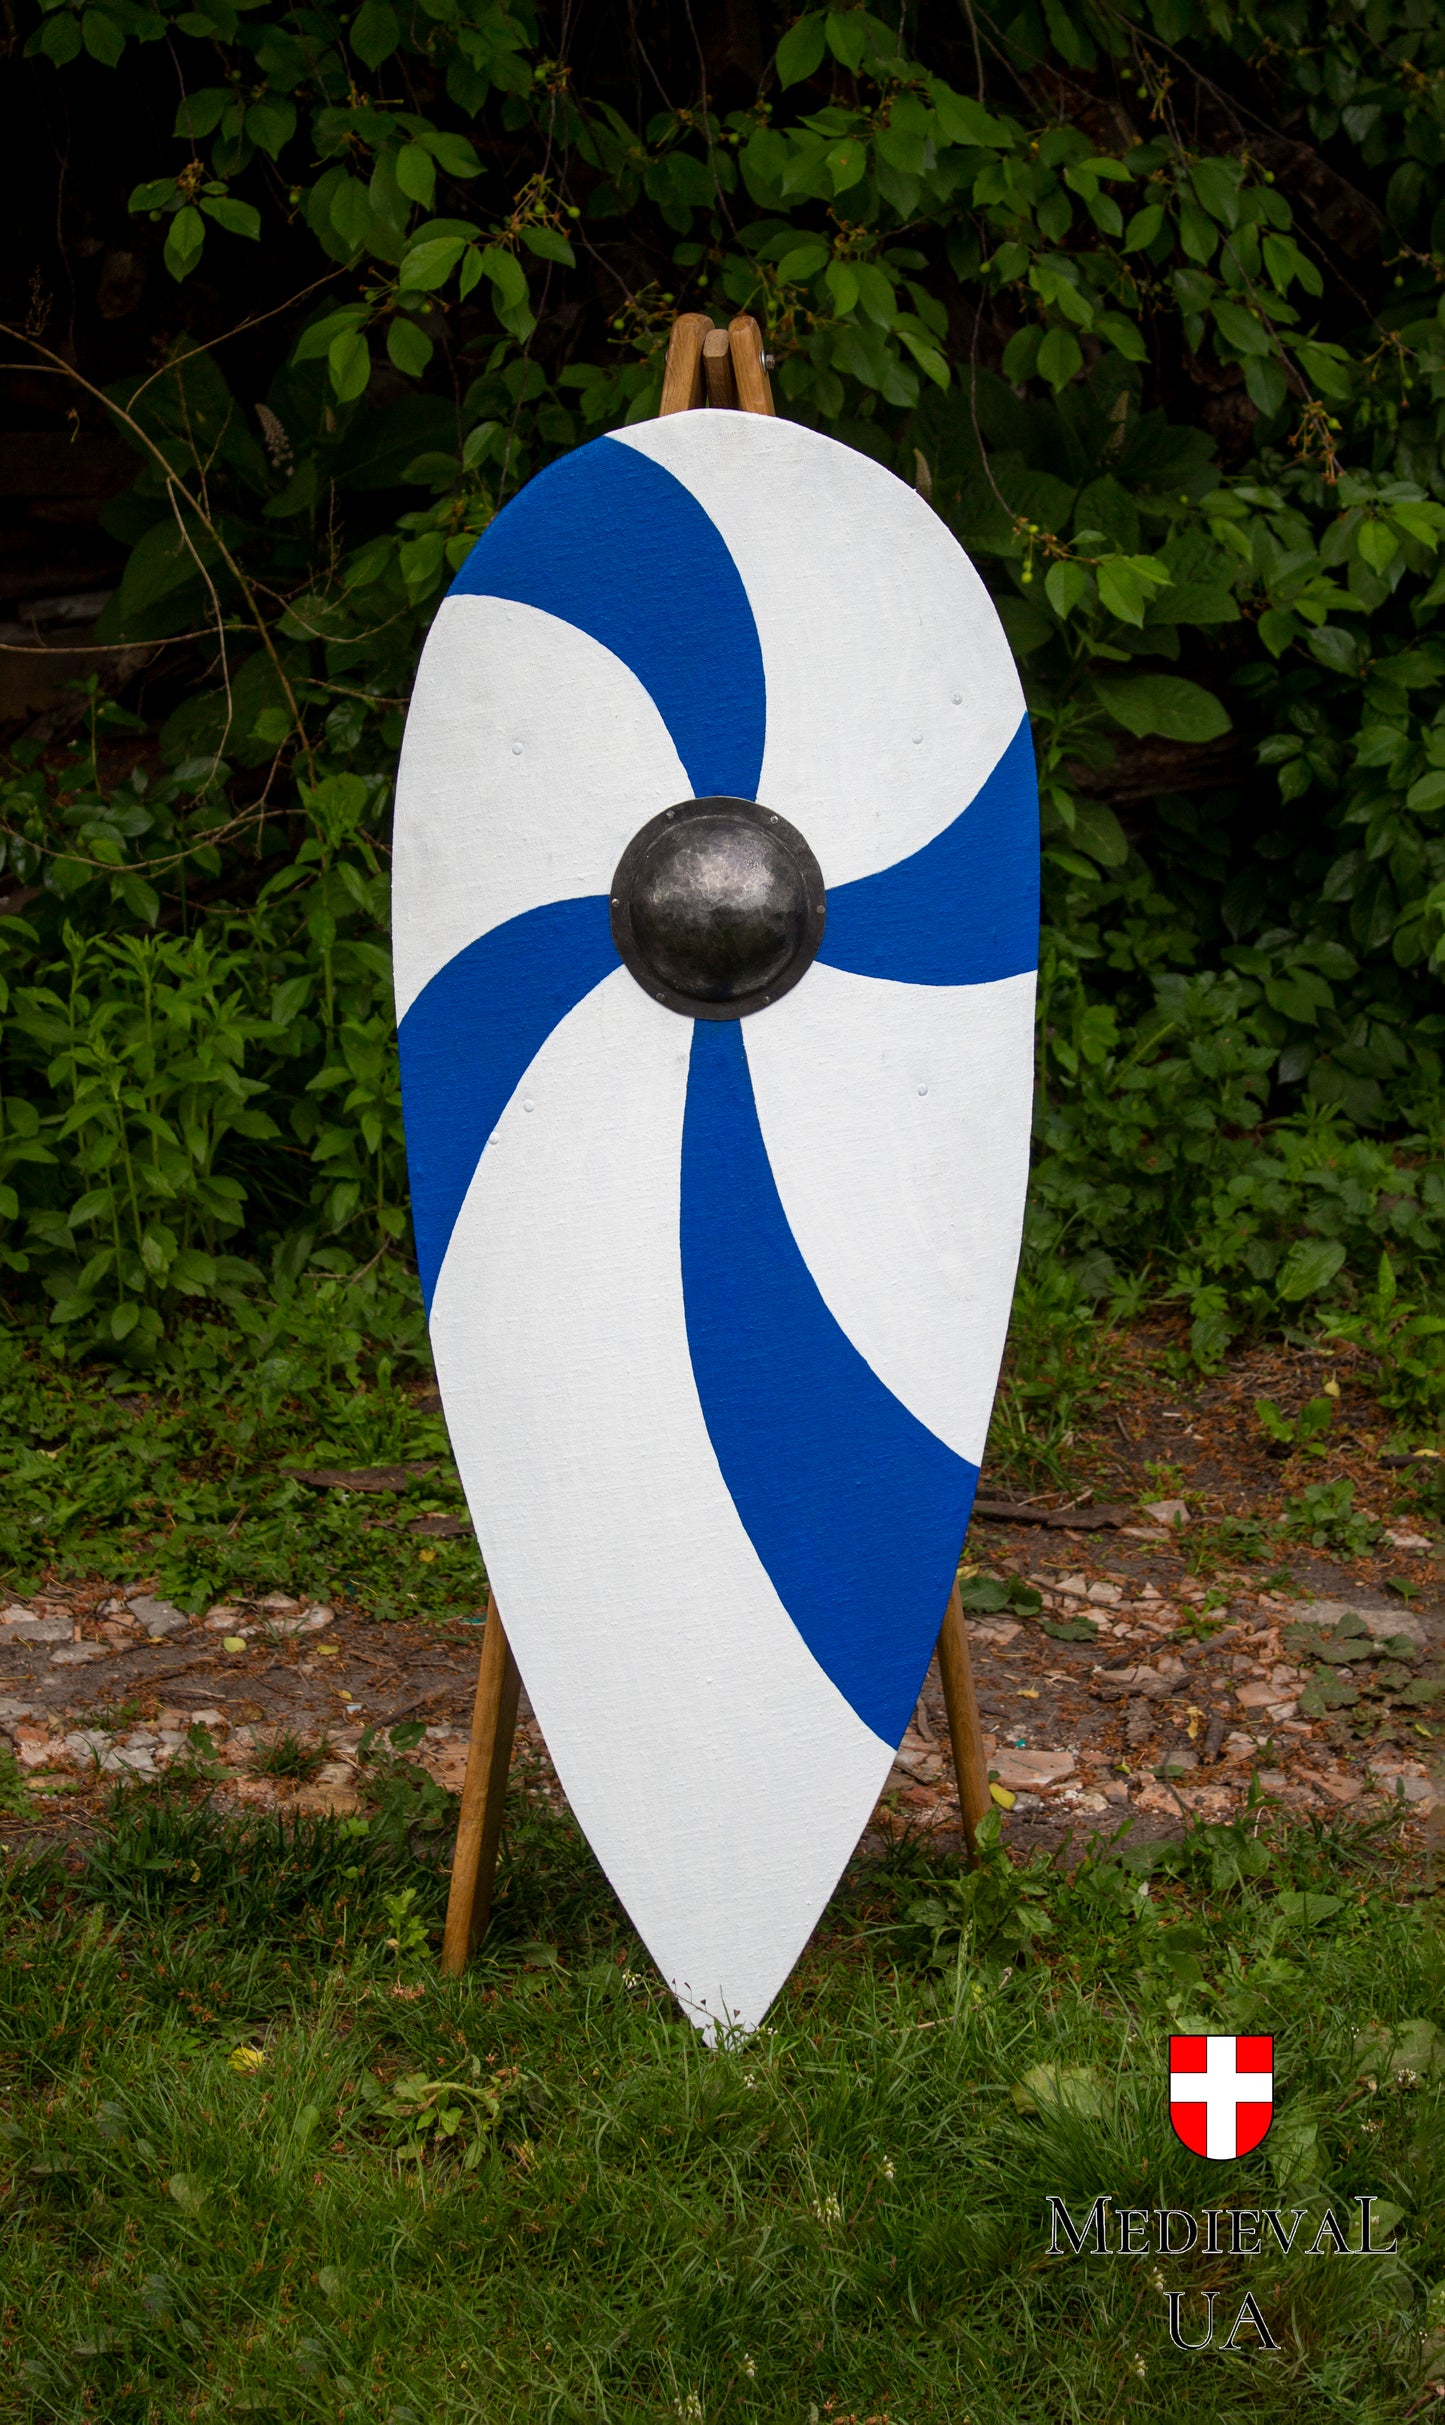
<box><xmin>439</xmin><ymin>316</ymin><xmax>995</xmax><ymax>1976</ymax></box>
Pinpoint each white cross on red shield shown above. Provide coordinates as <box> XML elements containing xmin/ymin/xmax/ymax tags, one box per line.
<box><xmin>1169</xmin><ymin>2034</ymin><xmax>1274</xmax><ymax>2159</ymax></box>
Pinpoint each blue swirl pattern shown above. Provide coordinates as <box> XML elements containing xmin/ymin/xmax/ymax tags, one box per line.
<box><xmin>399</xmin><ymin>431</ymin><xmax>1037</xmax><ymax>1746</ymax></box>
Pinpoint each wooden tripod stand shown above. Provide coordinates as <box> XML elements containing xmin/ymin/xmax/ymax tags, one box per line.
<box><xmin>438</xmin><ymin>314</ymin><xmax>995</xmax><ymax>1977</ymax></box>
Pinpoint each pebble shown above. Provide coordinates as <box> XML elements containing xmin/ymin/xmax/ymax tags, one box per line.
<box><xmin>258</xmin><ymin>1606</ymin><xmax>334</xmax><ymax>1637</ymax></box>
<box><xmin>1300</xmin><ymin>1598</ymin><xmax>1425</xmax><ymax>1649</ymax></box>
<box><xmin>3</xmin><ymin>1617</ymin><xmax>73</xmax><ymax>1643</ymax></box>
<box><xmin>1237</xmin><ymin>1682</ymin><xmax>1292</xmax><ymax>1710</ymax></box>
<box><xmin>990</xmin><ymin>1747</ymin><xmax>1075</xmax><ymax>1790</ymax></box>
<box><xmin>51</xmin><ymin>1645</ymin><xmax>107</xmax><ymax>1666</ymax></box>
<box><xmin>126</xmin><ymin>1596</ymin><xmax>190</xmax><ymax>1638</ymax></box>
<box><xmin>62</xmin><ymin>1730</ymin><xmax>113</xmax><ymax>1760</ymax></box>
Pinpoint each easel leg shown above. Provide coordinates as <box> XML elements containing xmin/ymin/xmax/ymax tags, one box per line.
<box><xmin>935</xmin><ymin>1582</ymin><xmax>993</xmax><ymax>1862</ymax></box>
<box><xmin>441</xmin><ymin>1592</ymin><xmax>521</xmax><ymax>1975</ymax></box>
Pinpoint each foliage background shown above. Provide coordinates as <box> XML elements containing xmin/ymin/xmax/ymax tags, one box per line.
<box><xmin>2</xmin><ymin>0</ymin><xmax>1444</xmax><ymax>1415</ymax></box>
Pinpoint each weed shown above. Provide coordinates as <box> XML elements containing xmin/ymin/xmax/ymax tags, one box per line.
<box><xmin>0</xmin><ymin>1331</ymin><xmax>479</xmax><ymax>1622</ymax></box>
<box><xmin>251</xmin><ymin>1729</ymin><xmax>331</xmax><ymax>1782</ymax></box>
<box><xmin>1256</xmin><ymin>1393</ymin><xmax>1337</xmax><ymax>1458</ymax></box>
<box><xmin>1278</xmin><ymin>1478</ymin><xmax>1384</xmax><ymax>1559</ymax></box>
<box><xmin>1324</xmin><ymin>1255</ymin><xmax>1445</xmax><ymax>1437</ymax></box>
<box><xmin>75</xmin><ymin>1698</ymin><xmax>144</xmax><ymax>1733</ymax></box>
<box><xmin>1183</xmin><ymin>1515</ymin><xmax>1269</xmax><ymax>1574</ymax></box>
<box><xmin>955</xmin><ymin>1572</ymin><xmax>1044</xmax><ymax>1618</ymax></box>
<box><xmin>0</xmin><ymin>1746</ymin><xmax>30</xmax><ymax>1818</ymax></box>
<box><xmin>362</xmin><ymin>2059</ymin><xmax>500</xmax><ymax>2169</ymax></box>
<box><xmin>981</xmin><ymin>1259</ymin><xmax>1125</xmax><ymax>1488</ymax></box>
<box><xmin>380</xmin><ymin>1884</ymin><xmax>431</xmax><ymax>1975</ymax></box>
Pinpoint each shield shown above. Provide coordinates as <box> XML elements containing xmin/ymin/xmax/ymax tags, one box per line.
<box><xmin>1169</xmin><ymin>2034</ymin><xmax>1275</xmax><ymax>2159</ymax></box>
<box><xmin>393</xmin><ymin>412</ymin><xmax>1038</xmax><ymax>2033</ymax></box>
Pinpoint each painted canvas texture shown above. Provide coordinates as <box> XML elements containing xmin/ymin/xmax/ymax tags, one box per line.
<box><xmin>393</xmin><ymin>411</ymin><xmax>1039</xmax><ymax>2035</ymax></box>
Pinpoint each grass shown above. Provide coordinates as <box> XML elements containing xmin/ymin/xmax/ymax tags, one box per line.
<box><xmin>0</xmin><ymin>1321</ymin><xmax>480</xmax><ymax>1624</ymax></box>
<box><xmin>0</xmin><ymin>1254</ymin><xmax>1131</xmax><ymax>1626</ymax></box>
<box><xmin>1</xmin><ymin>1775</ymin><xmax>1441</xmax><ymax>2422</ymax></box>
<box><xmin>249</xmin><ymin>1730</ymin><xmax>332</xmax><ymax>1783</ymax></box>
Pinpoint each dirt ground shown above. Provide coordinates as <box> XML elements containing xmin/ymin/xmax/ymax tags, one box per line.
<box><xmin>3</xmin><ymin>1329</ymin><xmax>1442</xmax><ymax>1865</ymax></box>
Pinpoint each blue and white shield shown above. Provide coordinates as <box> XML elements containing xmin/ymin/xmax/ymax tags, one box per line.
<box><xmin>393</xmin><ymin>412</ymin><xmax>1038</xmax><ymax>2034</ymax></box>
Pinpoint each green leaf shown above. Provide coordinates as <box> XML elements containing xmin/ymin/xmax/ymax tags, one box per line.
<box><xmin>1406</xmin><ymin>771</ymin><xmax>1445</xmax><ymax>814</ymax></box>
<box><xmin>826</xmin><ymin>6</ymin><xmax>870</xmax><ymax>70</ymax></box>
<box><xmin>328</xmin><ymin>330</ymin><xmax>372</xmax><ymax>404</ymax></box>
<box><xmin>1212</xmin><ymin>297</ymin><xmax>1271</xmax><ymax>357</ymax></box>
<box><xmin>825</xmin><ymin>259</ymin><xmax>860</xmax><ymax>316</ymax></box>
<box><xmin>1177</xmin><ymin>199</ymin><xmax>1218</xmax><ymax>262</ymax></box>
<box><xmin>1093</xmin><ymin>556</ymin><xmax>1172</xmax><ymax>626</ymax></box>
<box><xmin>1308</xmin><ymin>624</ymin><xmax>1360</xmax><ymax>675</ymax></box>
<box><xmin>130</xmin><ymin>178</ymin><xmax>178</xmax><ymax>213</ymax></box>
<box><xmin>1275</xmin><ymin>1889</ymin><xmax>1342</xmax><ymax>1926</ymax></box>
<box><xmin>36</xmin><ymin>12</ymin><xmax>82</xmax><ymax>63</ymax></box>
<box><xmin>826</xmin><ymin>140</ymin><xmax>868</xmax><ymax>195</ymax></box>
<box><xmin>777</xmin><ymin>239</ymin><xmax>830</xmax><ymax>283</ymax></box>
<box><xmin>1072</xmin><ymin>799</ymin><xmax>1129</xmax><ymax>867</ymax></box>
<box><xmin>1011</xmin><ymin>2064</ymin><xmax>1104</xmax><ymax>2119</ymax></box>
<box><xmin>350</xmin><ymin>0</ymin><xmax>399</xmax><ymax>66</ymax></box>
<box><xmin>1037</xmin><ymin>327</ymin><xmax>1082</xmax><ymax>389</ymax></box>
<box><xmin>292</xmin><ymin>305</ymin><xmax>369</xmax><ymax>363</ymax></box>
<box><xmin>1356</xmin><ymin>518</ymin><xmax>1400</xmax><ymax>575</ymax></box>
<box><xmin>776</xmin><ymin>11</ymin><xmax>827</xmax><ymax>86</ymax></box>
<box><xmin>1123</xmin><ymin>203</ymin><xmax>1163</xmax><ymax>250</ymax></box>
<box><xmin>1094</xmin><ymin>311</ymin><xmax>1148</xmax><ymax>362</ymax></box>
<box><xmin>1190</xmin><ymin>156</ymin><xmax>1241</xmax><ymax>228</ymax></box>
<box><xmin>1294</xmin><ymin>340</ymin><xmax>1354</xmax><ymax>400</ymax></box>
<box><xmin>896</xmin><ymin>326</ymin><xmax>949</xmax><ymax>389</ymax></box>
<box><xmin>1267</xmin><ymin>2112</ymin><xmax>1321</xmax><ymax>2191</ymax></box>
<box><xmin>386</xmin><ymin>317</ymin><xmax>434</xmax><ymax>377</ymax></box>
<box><xmin>520</xmin><ymin>224</ymin><xmax>576</xmax><ymax>265</ymax></box>
<box><xmin>327</xmin><ymin>175</ymin><xmax>373</xmax><ymax>254</ymax></box>
<box><xmin>174</xmin><ymin>88</ymin><xmax>229</xmax><ymax>139</ymax></box>
<box><xmin>929</xmin><ymin>81</ymin><xmax>1013</xmax><ymax>147</ymax></box>
<box><xmin>423</xmin><ymin>132</ymin><xmax>481</xmax><ymax>178</ymax></box>
<box><xmin>1355</xmin><ymin>2018</ymin><xmax>1445</xmax><ymax>2081</ymax></box>
<box><xmin>1045</xmin><ymin>560</ymin><xmax>1090</xmax><ymax>619</ymax></box>
<box><xmin>853</xmin><ymin>261</ymin><xmax>896</xmax><ymax>326</ymax></box>
<box><xmin>1276</xmin><ymin>1236</ymin><xmax>1347</xmax><ymax>1302</ymax></box>
<box><xmin>81</xmin><ymin>7</ymin><xmax>125</xmax><ymax>65</ymax></box>
<box><xmin>1095</xmin><ymin>674</ymin><xmax>1230</xmax><ymax>741</ymax></box>
<box><xmin>164</xmin><ymin>206</ymin><xmax>206</xmax><ymax>283</ymax></box>
<box><xmin>245</xmin><ymin>98</ymin><xmax>296</xmax><ymax>159</ymax></box>
<box><xmin>1387</xmin><ymin>499</ymin><xmax>1445</xmax><ymax>547</ymax></box>
<box><xmin>479</xmin><ymin>244</ymin><xmax>534</xmax><ymax>335</ymax></box>
<box><xmin>395</xmin><ymin>144</ymin><xmax>437</xmax><ymax>208</ymax></box>
<box><xmin>399</xmin><ymin>235</ymin><xmax>469</xmax><ymax>291</ymax></box>
<box><xmin>1399</xmin><ymin>1677</ymin><xmax>1445</xmax><ymax>1707</ymax></box>
<box><xmin>200</xmin><ymin>197</ymin><xmax>261</xmax><ymax>239</ymax></box>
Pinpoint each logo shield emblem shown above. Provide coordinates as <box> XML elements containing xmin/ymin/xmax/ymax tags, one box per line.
<box><xmin>1169</xmin><ymin>2034</ymin><xmax>1274</xmax><ymax>2159</ymax></box>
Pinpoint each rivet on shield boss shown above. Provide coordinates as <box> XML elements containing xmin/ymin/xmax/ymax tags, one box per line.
<box><xmin>392</xmin><ymin>311</ymin><xmax>1040</xmax><ymax>2037</ymax></box>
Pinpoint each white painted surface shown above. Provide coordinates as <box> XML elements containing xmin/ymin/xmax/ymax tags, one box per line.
<box><xmin>429</xmin><ymin>970</ymin><xmax>894</xmax><ymax>2035</ymax></box>
<box><xmin>615</xmin><ymin>414</ymin><xmax>1023</xmax><ymax>885</ymax></box>
<box><xmin>743</xmin><ymin>963</ymin><xmax>1035</xmax><ymax>1467</ymax></box>
<box><xmin>391</xmin><ymin>596</ymin><xmax>687</xmax><ymax>1021</ymax></box>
